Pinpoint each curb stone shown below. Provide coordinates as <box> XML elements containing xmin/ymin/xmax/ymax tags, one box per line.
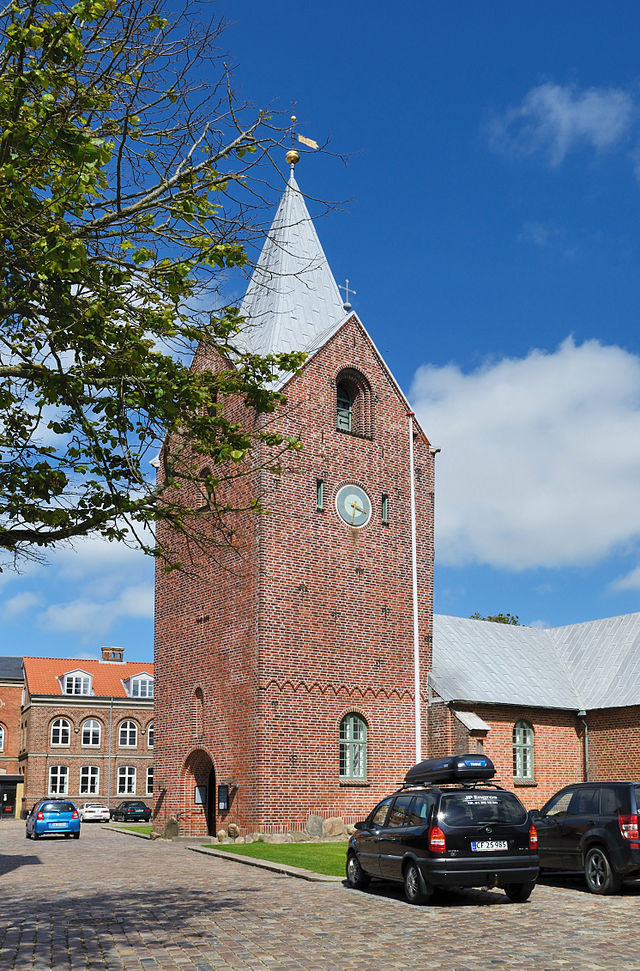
<box><xmin>188</xmin><ymin>844</ymin><xmax>345</xmax><ymax>883</ymax></box>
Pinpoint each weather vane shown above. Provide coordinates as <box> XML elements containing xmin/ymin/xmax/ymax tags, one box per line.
<box><xmin>286</xmin><ymin>104</ymin><xmax>319</xmax><ymax>169</ymax></box>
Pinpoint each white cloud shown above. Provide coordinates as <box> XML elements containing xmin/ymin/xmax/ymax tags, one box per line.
<box><xmin>39</xmin><ymin>583</ymin><xmax>154</xmax><ymax>642</ymax></box>
<box><xmin>412</xmin><ymin>337</ymin><xmax>640</xmax><ymax>570</ymax></box>
<box><xmin>609</xmin><ymin>566</ymin><xmax>640</xmax><ymax>593</ymax></box>
<box><xmin>518</xmin><ymin>221</ymin><xmax>558</xmax><ymax>247</ymax></box>
<box><xmin>490</xmin><ymin>82</ymin><xmax>634</xmax><ymax>166</ymax></box>
<box><xmin>0</xmin><ymin>591</ymin><xmax>44</xmax><ymax>621</ymax></box>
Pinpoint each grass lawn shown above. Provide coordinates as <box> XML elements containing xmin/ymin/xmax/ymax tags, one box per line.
<box><xmin>206</xmin><ymin>840</ymin><xmax>349</xmax><ymax>876</ymax></box>
<box><xmin>116</xmin><ymin>824</ymin><xmax>153</xmax><ymax>835</ymax></box>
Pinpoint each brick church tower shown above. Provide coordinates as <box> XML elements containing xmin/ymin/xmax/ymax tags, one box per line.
<box><xmin>153</xmin><ymin>159</ymin><xmax>435</xmax><ymax>837</ymax></box>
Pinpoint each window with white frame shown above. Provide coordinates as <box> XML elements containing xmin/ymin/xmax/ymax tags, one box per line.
<box><xmin>51</xmin><ymin>718</ymin><xmax>70</xmax><ymax>746</ymax></box>
<box><xmin>63</xmin><ymin>672</ymin><xmax>92</xmax><ymax>695</ymax></box>
<box><xmin>146</xmin><ymin>766</ymin><xmax>153</xmax><ymax>796</ymax></box>
<box><xmin>119</xmin><ymin>720</ymin><xmax>137</xmax><ymax>747</ymax></box>
<box><xmin>130</xmin><ymin>675</ymin><xmax>154</xmax><ymax>698</ymax></box>
<box><xmin>117</xmin><ymin>765</ymin><xmax>136</xmax><ymax>795</ymax></box>
<box><xmin>147</xmin><ymin>722</ymin><xmax>154</xmax><ymax>748</ymax></box>
<box><xmin>48</xmin><ymin>764</ymin><xmax>69</xmax><ymax>795</ymax></box>
<box><xmin>80</xmin><ymin>765</ymin><xmax>100</xmax><ymax>795</ymax></box>
<box><xmin>513</xmin><ymin>720</ymin><xmax>534</xmax><ymax>781</ymax></box>
<box><xmin>81</xmin><ymin>719</ymin><xmax>101</xmax><ymax>747</ymax></box>
<box><xmin>0</xmin><ymin>724</ymin><xmax>4</xmax><ymax>751</ymax></box>
<box><xmin>339</xmin><ymin>713</ymin><xmax>367</xmax><ymax>780</ymax></box>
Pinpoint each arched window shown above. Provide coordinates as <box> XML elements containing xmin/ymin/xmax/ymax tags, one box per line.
<box><xmin>148</xmin><ymin>722</ymin><xmax>154</xmax><ymax>748</ymax></box>
<box><xmin>48</xmin><ymin>765</ymin><xmax>69</xmax><ymax>795</ymax></box>
<box><xmin>80</xmin><ymin>765</ymin><xmax>100</xmax><ymax>795</ymax></box>
<box><xmin>117</xmin><ymin>765</ymin><xmax>136</xmax><ymax>795</ymax></box>
<box><xmin>0</xmin><ymin>724</ymin><xmax>4</xmax><ymax>751</ymax></box>
<box><xmin>51</xmin><ymin>718</ymin><xmax>70</xmax><ymax>746</ymax></box>
<box><xmin>335</xmin><ymin>369</ymin><xmax>373</xmax><ymax>438</ymax></box>
<box><xmin>119</xmin><ymin>720</ymin><xmax>138</xmax><ymax>747</ymax></box>
<box><xmin>513</xmin><ymin>720</ymin><xmax>534</xmax><ymax>781</ymax></box>
<box><xmin>339</xmin><ymin>713</ymin><xmax>367</xmax><ymax>780</ymax></box>
<box><xmin>81</xmin><ymin>719</ymin><xmax>101</xmax><ymax>747</ymax></box>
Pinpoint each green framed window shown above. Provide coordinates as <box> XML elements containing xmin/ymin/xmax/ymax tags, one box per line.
<box><xmin>339</xmin><ymin>713</ymin><xmax>367</xmax><ymax>780</ymax></box>
<box><xmin>513</xmin><ymin>720</ymin><xmax>534</xmax><ymax>780</ymax></box>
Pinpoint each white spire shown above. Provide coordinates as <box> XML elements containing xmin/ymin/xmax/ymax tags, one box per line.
<box><xmin>237</xmin><ymin>170</ymin><xmax>347</xmax><ymax>357</ymax></box>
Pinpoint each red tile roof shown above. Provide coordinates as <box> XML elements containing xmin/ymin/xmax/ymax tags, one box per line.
<box><xmin>23</xmin><ymin>656</ymin><xmax>154</xmax><ymax>698</ymax></box>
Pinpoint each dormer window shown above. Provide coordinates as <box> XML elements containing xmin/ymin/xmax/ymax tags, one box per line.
<box><xmin>63</xmin><ymin>671</ymin><xmax>92</xmax><ymax>695</ymax></box>
<box><xmin>129</xmin><ymin>675</ymin><xmax>154</xmax><ymax>698</ymax></box>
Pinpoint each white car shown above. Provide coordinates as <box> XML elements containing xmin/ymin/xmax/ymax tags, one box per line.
<box><xmin>79</xmin><ymin>802</ymin><xmax>111</xmax><ymax>823</ymax></box>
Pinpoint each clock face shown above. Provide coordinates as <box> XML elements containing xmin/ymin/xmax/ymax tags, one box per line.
<box><xmin>335</xmin><ymin>484</ymin><xmax>372</xmax><ymax>528</ymax></box>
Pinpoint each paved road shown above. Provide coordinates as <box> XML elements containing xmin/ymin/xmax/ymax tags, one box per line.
<box><xmin>0</xmin><ymin>820</ymin><xmax>638</xmax><ymax>970</ymax></box>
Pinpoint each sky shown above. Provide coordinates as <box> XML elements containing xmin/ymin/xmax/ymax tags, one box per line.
<box><xmin>2</xmin><ymin>0</ymin><xmax>640</xmax><ymax>660</ymax></box>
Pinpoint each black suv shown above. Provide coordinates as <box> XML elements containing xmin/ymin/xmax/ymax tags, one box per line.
<box><xmin>111</xmin><ymin>800</ymin><xmax>152</xmax><ymax>822</ymax></box>
<box><xmin>347</xmin><ymin>754</ymin><xmax>539</xmax><ymax>905</ymax></box>
<box><xmin>532</xmin><ymin>781</ymin><xmax>640</xmax><ymax>894</ymax></box>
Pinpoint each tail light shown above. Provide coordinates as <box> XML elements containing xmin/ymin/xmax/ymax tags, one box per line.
<box><xmin>529</xmin><ymin>823</ymin><xmax>538</xmax><ymax>850</ymax></box>
<box><xmin>428</xmin><ymin>825</ymin><xmax>446</xmax><ymax>853</ymax></box>
<box><xmin>36</xmin><ymin>811</ymin><xmax>45</xmax><ymax>820</ymax></box>
<box><xmin>72</xmin><ymin>810</ymin><xmax>79</xmax><ymax>820</ymax></box>
<box><xmin>619</xmin><ymin>814</ymin><xmax>639</xmax><ymax>841</ymax></box>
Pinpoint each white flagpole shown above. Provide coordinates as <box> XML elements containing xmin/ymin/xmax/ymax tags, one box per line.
<box><xmin>407</xmin><ymin>410</ymin><xmax>421</xmax><ymax>763</ymax></box>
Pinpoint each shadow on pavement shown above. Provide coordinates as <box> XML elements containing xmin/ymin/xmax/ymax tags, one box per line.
<box><xmin>538</xmin><ymin>871</ymin><xmax>640</xmax><ymax>897</ymax></box>
<box><xmin>0</xmin><ymin>853</ymin><xmax>43</xmax><ymax>876</ymax></box>
<box><xmin>344</xmin><ymin>879</ymin><xmax>516</xmax><ymax>907</ymax></box>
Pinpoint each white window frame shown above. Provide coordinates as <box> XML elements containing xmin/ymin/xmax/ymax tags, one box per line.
<box><xmin>81</xmin><ymin>719</ymin><xmax>101</xmax><ymax>747</ymax></box>
<box><xmin>48</xmin><ymin>764</ymin><xmax>69</xmax><ymax>796</ymax></box>
<box><xmin>0</xmin><ymin>724</ymin><xmax>4</xmax><ymax>751</ymax></box>
<box><xmin>80</xmin><ymin>765</ymin><xmax>100</xmax><ymax>795</ymax></box>
<box><xmin>339</xmin><ymin>713</ymin><xmax>367</xmax><ymax>781</ymax></box>
<box><xmin>147</xmin><ymin>722</ymin><xmax>154</xmax><ymax>748</ymax></box>
<box><xmin>51</xmin><ymin>718</ymin><xmax>71</xmax><ymax>746</ymax></box>
<box><xmin>513</xmin><ymin>720</ymin><xmax>535</xmax><ymax>781</ymax></box>
<box><xmin>130</xmin><ymin>675</ymin><xmax>154</xmax><ymax>698</ymax></box>
<box><xmin>146</xmin><ymin>766</ymin><xmax>153</xmax><ymax>796</ymax></box>
<box><xmin>117</xmin><ymin>765</ymin><xmax>136</xmax><ymax>795</ymax></box>
<box><xmin>119</xmin><ymin>720</ymin><xmax>138</xmax><ymax>748</ymax></box>
<box><xmin>63</xmin><ymin>671</ymin><xmax>92</xmax><ymax>695</ymax></box>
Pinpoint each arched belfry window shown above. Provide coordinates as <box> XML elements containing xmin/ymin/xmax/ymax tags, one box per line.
<box><xmin>513</xmin><ymin>720</ymin><xmax>534</xmax><ymax>781</ymax></box>
<box><xmin>335</xmin><ymin>369</ymin><xmax>373</xmax><ymax>438</ymax></box>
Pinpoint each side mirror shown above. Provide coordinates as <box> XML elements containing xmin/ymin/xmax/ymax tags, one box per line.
<box><xmin>354</xmin><ymin>820</ymin><xmax>366</xmax><ymax>831</ymax></box>
<box><xmin>529</xmin><ymin>809</ymin><xmax>541</xmax><ymax>821</ymax></box>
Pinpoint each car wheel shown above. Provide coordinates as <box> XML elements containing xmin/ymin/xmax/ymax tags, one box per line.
<box><xmin>584</xmin><ymin>847</ymin><xmax>621</xmax><ymax>894</ymax></box>
<box><xmin>73</xmin><ymin>832</ymin><xmax>80</xmax><ymax>840</ymax></box>
<box><xmin>504</xmin><ymin>881</ymin><xmax>535</xmax><ymax>902</ymax></box>
<box><xmin>346</xmin><ymin>852</ymin><xmax>370</xmax><ymax>890</ymax></box>
<box><xmin>25</xmin><ymin>831</ymin><xmax>30</xmax><ymax>839</ymax></box>
<box><xmin>32</xmin><ymin>831</ymin><xmax>40</xmax><ymax>840</ymax></box>
<box><xmin>403</xmin><ymin>861</ymin><xmax>433</xmax><ymax>905</ymax></box>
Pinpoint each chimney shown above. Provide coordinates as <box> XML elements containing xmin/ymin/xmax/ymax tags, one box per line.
<box><xmin>101</xmin><ymin>646</ymin><xmax>125</xmax><ymax>663</ymax></box>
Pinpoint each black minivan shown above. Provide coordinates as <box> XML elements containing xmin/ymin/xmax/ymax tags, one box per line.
<box><xmin>532</xmin><ymin>781</ymin><xmax>640</xmax><ymax>893</ymax></box>
<box><xmin>347</xmin><ymin>755</ymin><xmax>539</xmax><ymax>905</ymax></box>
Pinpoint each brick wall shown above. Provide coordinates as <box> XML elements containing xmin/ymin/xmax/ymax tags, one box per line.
<box><xmin>0</xmin><ymin>679</ymin><xmax>22</xmax><ymax>774</ymax></box>
<box><xmin>154</xmin><ymin>315</ymin><xmax>435</xmax><ymax>835</ymax></box>
<box><xmin>20</xmin><ymin>699</ymin><xmax>153</xmax><ymax>811</ymax></box>
<box><xmin>586</xmin><ymin>706</ymin><xmax>640</xmax><ymax>780</ymax></box>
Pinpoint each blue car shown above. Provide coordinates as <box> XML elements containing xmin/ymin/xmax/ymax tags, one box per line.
<box><xmin>26</xmin><ymin>799</ymin><xmax>81</xmax><ymax>839</ymax></box>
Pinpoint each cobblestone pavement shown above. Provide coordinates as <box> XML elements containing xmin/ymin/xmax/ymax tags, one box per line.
<box><xmin>1</xmin><ymin>820</ymin><xmax>639</xmax><ymax>970</ymax></box>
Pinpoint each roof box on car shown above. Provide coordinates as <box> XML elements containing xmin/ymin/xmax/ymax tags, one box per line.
<box><xmin>404</xmin><ymin>754</ymin><xmax>495</xmax><ymax>786</ymax></box>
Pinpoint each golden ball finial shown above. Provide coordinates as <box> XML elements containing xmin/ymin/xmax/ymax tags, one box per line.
<box><xmin>291</xmin><ymin>114</ymin><xmax>297</xmax><ymax>125</ymax></box>
<box><xmin>286</xmin><ymin>148</ymin><xmax>300</xmax><ymax>166</ymax></box>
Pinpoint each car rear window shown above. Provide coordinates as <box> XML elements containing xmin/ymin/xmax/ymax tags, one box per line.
<box><xmin>439</xmin><ymin>790</ymin><xmax>527</xmax><ymax>826</ymax></box>
<box><xmin>41</xmin><ymin>802</ymin><xmax>75</xmax><ymax>813</ymax></box>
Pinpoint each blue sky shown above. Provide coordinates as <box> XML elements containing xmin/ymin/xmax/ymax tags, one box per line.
<box><xmin>2</xmin><ymin>0</ymin><xmax>640</xmax><ymax>660</ymax></box>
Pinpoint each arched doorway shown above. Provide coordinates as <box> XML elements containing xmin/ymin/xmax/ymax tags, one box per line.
<box><xmin>181</xmin><ymin>749</ymin><xmax>216</xmax><ymax>837</ymax></box>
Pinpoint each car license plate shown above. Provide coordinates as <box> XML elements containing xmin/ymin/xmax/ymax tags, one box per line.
<box><xmin>471</xmin><ymin>840</ymin><xmax>507</xmax><ymax>851</ymax></box>
<box><xmin>50</xmin><ymin>822</ymin><xmax>66</xmax><ymax>828</ymax></box>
